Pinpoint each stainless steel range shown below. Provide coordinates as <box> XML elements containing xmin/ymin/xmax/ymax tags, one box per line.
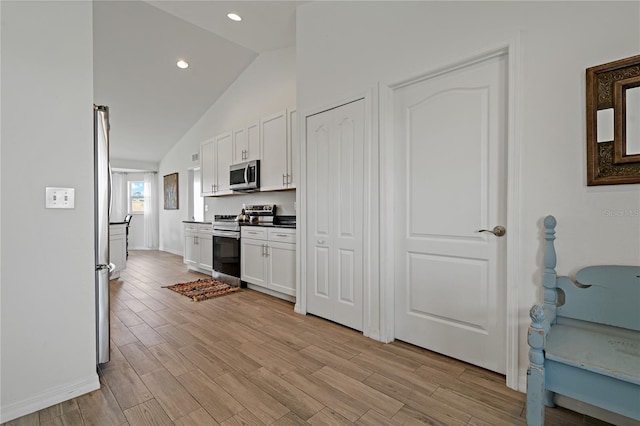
<box><xmin>212</xmin><ymin>215</ymin><xmax>241</xmax><ymax>287</ymax></box>
<box><xmin>244</xmin><ymin>204</ymin><xmax>276</xmax><ymax>224</ymax></box>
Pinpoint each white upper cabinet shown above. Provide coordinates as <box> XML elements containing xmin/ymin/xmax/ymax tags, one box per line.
<box><xmin>200</xmin><ymin>133</ymin><xmax>233</xmax><ymax>196</ymax></box>
<box><xmin>200</xmin><ymin>138</ymin><xmax>215</xmax><ymax>196</ymax></box>
<box><xmin>202</xmin><ymin>107</ymin><xmax>297</xmax><ymax>196</ymax></box>
<box><xmin>287</xmin><ymin>108</ymin><xmax>298</xmax><ymax>189</ymax></box>
<box><xmin>214</xmin><ymin>131</ymin><xmax>233</xmax><ymax>195</ymax></box>
<box><xmin>233</xmin><ymin>122</ymin><xmax>260</xmax><ymax>163</ymax></box>
<box><xmin>260</xmin><ymin>108</ymin><xmax>297</xmax><ymax>192</ymax></box>
<box><xmin>260</xmin><ymin>110</ymin><xmax>288</xmax><ymax>191</ymax></box>
<box><xmin>232</xmin><ymin>127</ymin><xmax>246</xmax><ymax>164</ymax></box>
<box><xmin>246</xmin><ymin>122</ymin><xmax>260</xmax><ymax>162</ymax></box>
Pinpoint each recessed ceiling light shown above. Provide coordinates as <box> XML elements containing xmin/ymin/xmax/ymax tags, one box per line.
<box><xmin>227</xmin><ymin>12</ymin><xmax>242</xmax><ymax>22</ymax></box>
<box><xmin>176</xmin><ymin>59</ymin><xmax>189</xmax><ymax>69</ymax></box>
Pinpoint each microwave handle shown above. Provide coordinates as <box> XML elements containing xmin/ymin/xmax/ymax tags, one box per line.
<box><xmin>244</xmin><ymin>164</ymin><xmax>249</xmax><ymax>184</ymax></box>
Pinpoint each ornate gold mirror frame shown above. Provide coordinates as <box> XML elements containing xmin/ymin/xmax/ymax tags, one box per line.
<box><xmin>586</xmin><ymin>54</ymin><xmax>640</xmax><ymax>185</ymax></box>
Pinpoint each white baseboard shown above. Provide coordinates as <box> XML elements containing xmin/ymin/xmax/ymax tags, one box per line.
<box><xmin>128</xmin><ymin>246</ymin><xmax>158</xmax><ymax>251</ymax></box>
<box><xmin>159</xmin><ymin>246</ymin><xmax>183</xmax><ymax>256</ymax></box>
<box><xmin>246</xmin><ymin>284</ymin><xmax>296</xmax><ymax>303</ymax></box>
<box><xmin>0</xmin><ymin>374</ymin><xmax>99</xmax><ymax>423</ymax></box>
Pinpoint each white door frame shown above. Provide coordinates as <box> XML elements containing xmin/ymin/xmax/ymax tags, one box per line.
<box><xmin>296</xmin><ymin>90</ymin><xmax>383</xmax><ymax>340</ymax></box>
<box><xmin>379</xmin><ymin>37</ymin><xmax>523</xmax><ymax>390</ymax></box>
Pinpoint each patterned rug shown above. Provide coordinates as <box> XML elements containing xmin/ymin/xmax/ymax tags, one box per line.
<box><xmin>163</xmin><ymin>278</ymin><xmax>240</xmax><ymax>302</ymax></box>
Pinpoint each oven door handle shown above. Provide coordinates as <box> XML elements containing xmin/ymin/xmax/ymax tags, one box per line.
<box><xmin>213</xmin><ymin>231</ymin><xmax>241</xmax><ymax>240</ymax></box>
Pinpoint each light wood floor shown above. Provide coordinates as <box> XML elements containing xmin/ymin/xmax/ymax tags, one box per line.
<box><xmin>4</xmin><ymin>250</ymin><xmax>610</xmax><ymax>426</ymax></box>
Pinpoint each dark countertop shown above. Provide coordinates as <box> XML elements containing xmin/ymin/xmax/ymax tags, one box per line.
<box><xmin>240</xmin><ymin>223</ymin><xmax>296</xmax><ymax>229</ymax></box>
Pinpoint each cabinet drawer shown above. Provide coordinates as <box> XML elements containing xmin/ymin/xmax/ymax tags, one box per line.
<box><xmin>268</xmin><ymin>228</ymin><xmax>296</xmax><ymax>244</ymax></box>
<box><xmin>197</xmin><ymin>224</ymin><xmax>213</xmax><ymax>234</ymax></box>
<box><xmin>242</xmin><ymin>226</ymin><xmax>268</xmax><ymax>240</ymax></box>
<box><xmin>184</xmin><ymin>224</ymin><xmax>198</xmax><ymax>232</ymax></box>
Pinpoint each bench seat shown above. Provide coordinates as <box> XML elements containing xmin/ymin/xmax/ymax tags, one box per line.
<box><xmin>546</xmin><ymin>324</ymin><xmax>640</xmax><ymax>385</ymax></box>
<box><xmin>526</xmin><ymin>216</ymin><xmax>640</xmax><ymax>425</ymax></box>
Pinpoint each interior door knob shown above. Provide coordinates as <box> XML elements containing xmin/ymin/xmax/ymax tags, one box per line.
<box><xmin>478</xmin><ymin>225</ymin><xmax>506</xmax><ymax>237</ymax></box>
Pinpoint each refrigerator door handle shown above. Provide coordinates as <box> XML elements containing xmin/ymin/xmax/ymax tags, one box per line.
<box><xmin>96</xmin><ymin>263</ymin><xmax>115</xmax><ymax>272</ymax></box>
<box><xmin>108</xmin><ymin>162</ymin><xmax>113</xmax><ymax>217</ymax></box>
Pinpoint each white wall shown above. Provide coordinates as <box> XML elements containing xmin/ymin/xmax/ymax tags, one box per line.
<box><xmin>0</xmin><ymin>1</ymin><xmax>99</xmax><ymax>422</ymax></box>
<box><xmin>297</xmin><ymin>1</ymin><xmax>640</xmax><ymax>392</ymax></box>
<box><xmin>159</xmin><ymin>46</ymin><xmax>296</xmax><ymax>255</ymax></box>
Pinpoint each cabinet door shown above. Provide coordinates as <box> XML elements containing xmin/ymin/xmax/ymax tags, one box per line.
<box><xmin>232</xmin><ymin>127</ymin><xmax>246</xmax><ymax>163</ymax></box>
<box><xmin>109</xmin><ymin>230</ymin><xmax>126</xmax><ymax>277</ymax></box>
<box><xmin>246</xmin><ymin>122</ymin><xmax>260</xmax><ymax>161</ymax></box>
<box><xmin>199</xmin><ymin>233</ymin><xmax>213</xmax><ymax>270</ymax></box>
<box><xmin>287</xmin><ymin>108</ymin><xmax>298</xmax><ymax>189</ymax></box>
<box><xmin>267</xmin><ymin>241</ymin><xmax>296</xmax><ymax>296</ymax></box>
<box><xmin>184</xmin><ymin>234</ymin><xmax>198</xmax><ymax>265</ymax></box>
<box><xmin>200</xmin><ymin>139</ymin><xmax>216</xmax><ymax>196</ymax></box>
<box><xmin>215</xmin><ymin>132</ymin><xmax>233</xmax><ymax>195</ymax></box>
<box><xmin>260</xmin><ymin>110</ymin><xmax>288</xmax><ymax>191</ymax></box>
<box><xmin>241</xmin><ymin>238</ymin><xmax>267</xmax><ymax>287</ymax></box>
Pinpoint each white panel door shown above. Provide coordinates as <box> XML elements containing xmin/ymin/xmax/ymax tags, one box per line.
<box><xmin>306</xmin><ymin>99</ymin><xmax>365</xmax><ymax>331</ymax></box>
<box><xmin>393</xmin><ymin>54</ymin><xmax>508</xmax><ymax>373</ymax></box>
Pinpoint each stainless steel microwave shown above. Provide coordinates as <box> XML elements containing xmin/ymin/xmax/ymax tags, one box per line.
<box><xmin>230</xmin><ymin>160</ymin><xmax>260</xmax><ymax>192</ymax></box>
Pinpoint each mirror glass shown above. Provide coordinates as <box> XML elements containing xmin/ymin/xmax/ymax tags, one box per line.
<box><xmin>626</xmin><ymin>86</ymin><xmax>640</xmax><ymax>155</ymax></box>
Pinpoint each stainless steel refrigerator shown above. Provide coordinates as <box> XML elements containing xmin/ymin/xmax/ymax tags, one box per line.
<box><xmin>94</xmin><ymin>105</ymin><xmax>112</xmax><ymax>364</ymax></box>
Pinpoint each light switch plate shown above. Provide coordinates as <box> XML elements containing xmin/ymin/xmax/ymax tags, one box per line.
<box><xmin>46</xmin><ymin>187</ymin><xmax>75</xmax><ymax>209</ymax></box>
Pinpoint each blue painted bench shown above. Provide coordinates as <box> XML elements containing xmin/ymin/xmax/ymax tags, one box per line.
<box><xmin>526</xmin><ymin>215</ymin><xmax>640</xmax><ymax>425</ymax></box>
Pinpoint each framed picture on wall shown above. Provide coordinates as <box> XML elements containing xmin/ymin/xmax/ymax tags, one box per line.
<box><xmin>163</xmin><ymin>172</ymin><xmax>179</xmax><ymax>210</ymax></box>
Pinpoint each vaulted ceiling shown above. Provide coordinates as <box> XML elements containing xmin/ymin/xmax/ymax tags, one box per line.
<box><xmin>93</xmin><ymin>0</ymin><xmax>302</xmax><ymax>165</ymax></box>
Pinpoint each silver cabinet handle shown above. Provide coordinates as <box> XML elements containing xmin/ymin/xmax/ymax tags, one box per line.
<box><xmin>276</xmin><ymin>234</ymin><xmax>289</xmax><ymax>237</ymax></box>
<box><xmin>282</xmin><ymin>174</ymin><xmax>286</xmax><ymax>185</ymax></box>
<box><xmin>478</xmin><ymin>226</ymin><xmax>506</xmax><ymax>237</ymax></box>
<box><xmin>317</xmin><ymin>239</ymin><xmax>325</xmax><ymax>244</ymax></box>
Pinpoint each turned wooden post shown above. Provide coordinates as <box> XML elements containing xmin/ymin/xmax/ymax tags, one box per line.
<box><xmin>527</xmin><ymin>215</ymin><xmax>561</xmax><ymax>425</ymax></box>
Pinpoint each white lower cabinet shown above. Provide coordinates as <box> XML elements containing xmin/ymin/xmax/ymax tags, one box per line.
<box><xmin>241</xmin><ymin>226</ymin><xmax>296</xmax><ymax>297</ymax></box>
<box><xmin>109</xmin><ymin>223</ymin><xmax>127</xmax><ymax>279</ymax></box>
<box><xmin>184</xmin><ymin>223</ymin><xmax>213</xmax><ymax>272</ymax></box>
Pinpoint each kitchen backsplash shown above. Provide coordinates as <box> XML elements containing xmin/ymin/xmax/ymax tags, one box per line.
<box><xmin>204</xmin><ymin>190</ymin><xmax>296</xmax><ymax>221</ymax></box>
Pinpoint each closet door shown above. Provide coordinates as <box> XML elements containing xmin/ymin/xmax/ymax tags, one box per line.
<box><xmin>306</xmin><ymin>99</ymin><xmax>365</xmax><ymax>331</ymax></box>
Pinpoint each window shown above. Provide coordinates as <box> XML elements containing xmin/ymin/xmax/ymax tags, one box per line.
<box><xmin>128</xmin><ymin>181</ymin><xmax>144</xmax><ymax>214</ymax></box>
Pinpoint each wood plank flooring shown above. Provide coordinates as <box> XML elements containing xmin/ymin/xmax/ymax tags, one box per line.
<box><xmin>3</xmin><ymin>250</ymin><xmax>611</xmax><ymax>426</ymax></box>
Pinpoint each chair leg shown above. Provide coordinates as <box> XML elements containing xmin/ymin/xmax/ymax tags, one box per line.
<box><xmin>544</xmin><ymin>390</ymin><xmax>556</xmax><ymax>408</ymax></box>
<box><xmin>527</xmin><ymin>366</ymin><xmax>545</xmax><ymax>426</ymax></box>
